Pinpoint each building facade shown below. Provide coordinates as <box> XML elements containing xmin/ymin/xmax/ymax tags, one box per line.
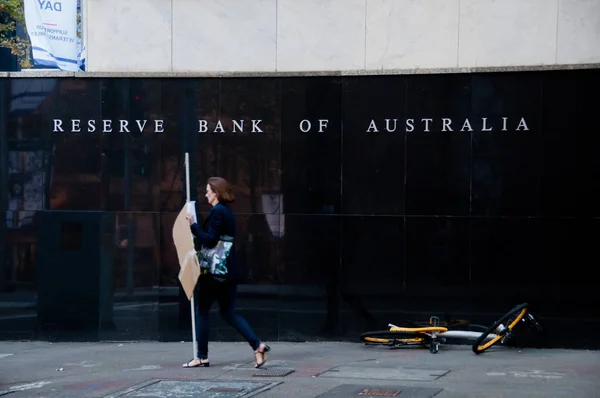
<box><xmin>84</xmin><ymin>0</ymin><xmax>600</xmax><ymax>72</ymax></box>
<box><xmin>1</xmin><ymin>0</ymin><xmax>599</xmax><ymax>348</ymax></box>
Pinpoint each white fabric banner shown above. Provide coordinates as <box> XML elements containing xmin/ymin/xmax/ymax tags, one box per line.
<box><xmin>24</xmin><ymin>0</ymin><xmax>81</xmax><ymax>71</ymax></box>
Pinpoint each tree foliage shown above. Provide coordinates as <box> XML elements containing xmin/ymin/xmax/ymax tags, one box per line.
<box><xmin>0</xmin><ymin>0</ymin><xmax>32</xmax><ymax>69</ymax></box>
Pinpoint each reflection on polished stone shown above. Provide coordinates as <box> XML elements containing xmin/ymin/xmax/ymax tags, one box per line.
<box><xmin>343</xmin><ymin>76</ymin><xmax>406</xmax><ymax>215</ymax></box>
<box><xmin>405</xmin><ymin>217</ymin><xmax>469</xmax><ymax>287</ymax></box>
<box><xmin>195</xmin><ymin>79</ymin><xmax>282</xmax><ymax>216</ymax></box>
<box><xmin>282</xmin><ymin>77</ymin><xmax>343</xmax><ymax>214</ymax></box>
<box><xmin>540</xmin><ymin>69</ymin><xmax>600</xmax><ymax>217</ymax></box>
<box><xmin>471</xmin><ymin>74</ymin><xmax>542</xmax><ymax>217</ymax></box>
<box><xmin>406</xmin><ymin>74</ymin><xmax>471</xmax><ymax>216</ymax></box>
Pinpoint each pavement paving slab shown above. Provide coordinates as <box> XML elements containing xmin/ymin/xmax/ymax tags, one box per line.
<box><xmin>0</xmin><ymin>341</ymin><xmax>598</xmax><ymax>398</ymax></box>
<box><xmin>104</xmin><ymin>379</ymin><xmax>281</xmax><ymax>398</ymax></box>
<box><xmin>318</xmin><ymin>366</ymin><xmax>449</xmax><ymax>381</ymax></box>
<box><xmin>316</xmin><ymin>384</ymin><xmax>442</xmax><ymax>398</ymax></box>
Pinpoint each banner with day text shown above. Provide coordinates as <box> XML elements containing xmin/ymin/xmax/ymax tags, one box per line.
<box><xmin>24</xmin><ymin>0</ymin><xmax>82</xmax><ymax>71</ymax></box>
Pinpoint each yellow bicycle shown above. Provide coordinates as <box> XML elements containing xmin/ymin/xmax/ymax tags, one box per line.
<box><xmin>360</xmin><ymin>303</ymin><xmax>535</xmax><ymax>354</ymax></box>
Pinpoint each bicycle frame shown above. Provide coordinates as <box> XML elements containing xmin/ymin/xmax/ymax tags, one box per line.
<box><xmin>389</xmin><ymin>323</ymin><xmax>499</xmax><ymax>340</ymax></box>
<box><xmin>388</xmin><ymin>323</ymin><xmax>500</xmax><ymax>353</ymax></box>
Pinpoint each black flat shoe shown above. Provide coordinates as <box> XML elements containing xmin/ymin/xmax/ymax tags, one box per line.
<box><xmin>182</xmin><ymin>359</ymin><xmax>210</xmax><ymax>368</ymax></box>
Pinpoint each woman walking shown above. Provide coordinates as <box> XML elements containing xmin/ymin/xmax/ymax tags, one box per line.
<box><xmin>183</xmin><ymin>177</ymin><xmax>270</xmax><ymax>369</ymax></box>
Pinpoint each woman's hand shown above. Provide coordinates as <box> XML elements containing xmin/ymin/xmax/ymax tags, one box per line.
<box><xmin>185</xmin><ymin>213</ymin><xmax>195</xmax><ymax>226</ymax></box>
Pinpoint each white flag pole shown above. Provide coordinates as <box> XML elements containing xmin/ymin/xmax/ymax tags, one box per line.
<box><xmin>184</xmin><ymin>152</ymin><xmax>198</xmax><ymax>359</ymax></box>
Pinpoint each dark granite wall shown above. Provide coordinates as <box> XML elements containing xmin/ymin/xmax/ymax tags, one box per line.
<box><xmin>1</xmin><ymin>70</ymin><xmax>598</xmax><ymax>348</ymax></box>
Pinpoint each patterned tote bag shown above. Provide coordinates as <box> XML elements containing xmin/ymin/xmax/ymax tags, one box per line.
<box><xmin>198</xmin><ymin>235</ymin><xmax>234</xmax><ymax>277</ymax></box>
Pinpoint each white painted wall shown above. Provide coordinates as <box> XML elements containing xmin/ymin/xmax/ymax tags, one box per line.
<box><xmin>85</xmin><ymin>0</ymin><xmax>600</xmax><ymax>72</ymax></box>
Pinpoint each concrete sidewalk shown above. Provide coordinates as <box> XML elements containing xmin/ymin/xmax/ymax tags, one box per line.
<box><xmin>0</xmin><ymin>341</ymin><xmax>598</xmax><ymax>398</ymax></box>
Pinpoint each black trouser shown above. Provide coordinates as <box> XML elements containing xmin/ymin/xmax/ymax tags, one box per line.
<box><xmin>194</xmin><ymin>275</ymin><xmax>261</xmax><ymax>359</ymax></box>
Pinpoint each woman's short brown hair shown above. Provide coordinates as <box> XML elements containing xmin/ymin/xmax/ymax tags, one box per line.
<box><xmin>207</xmin><ymin>177</ymin><xmax>235</xmax><ymax>203</ymax></box>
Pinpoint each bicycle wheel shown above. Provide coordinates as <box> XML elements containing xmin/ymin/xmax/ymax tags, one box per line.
<box><xmin>360</xmin><ymin>330</ymin><xmax>428</xmax><ymax>347</ymax></box>
<box><xmin>472</xmin><ymin>303</ymin><xmax>529</xmax><ymax>354</ymax></box>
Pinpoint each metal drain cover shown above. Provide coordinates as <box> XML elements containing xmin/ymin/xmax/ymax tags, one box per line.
<box><xmin>105</xmin><ymin>379</ymin><xmax>281</xmax><ymax>398</ymax></box>
<box><xmin>358</xmin><ymin>388</ymin><xmax>401</xmax><ymax>396</ymax></box>
<box><xmin>253</xmin><ymin>367</ymin><xmax>295</xmax><ymax>377</ymax></box>
<box><xmin>317</xmin><ymin>384</ymin><xmax>442</xmax><ymax>398</ymax></box>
